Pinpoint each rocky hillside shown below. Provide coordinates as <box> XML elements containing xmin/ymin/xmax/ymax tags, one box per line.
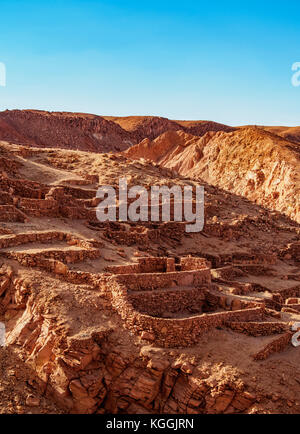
<box><xmin>0</xmin><ymin>110</ymin><xmax>235</xmax><ymax>153</ymax></box>
<box><xmin>0</xmin><ymin>110</ymin><xmax>134</xmax><ymax>153</ymax></box>
<box><xmin>176</xmin><ymin>120</ymin><xmax>235</xmax><ymax>136</ymax></box>
<box><xmin>1</xmin><ymin>110</ymin><xmax>299</xmax><ymax>158</ymax></box>
<box><xmin>104</xmin><ymin>115</ymin><xmax>235</xmax><ymax>142</ymax></box>
<box><xmin>104</xmin><ymin>115</ymin><xmax>184</xmax><ymax>142</ymax></box>
<box><xmin>124</xmin><ymin>127</ymin><xmax>300</xmax><ymax>224</ymax></box>
<box><xmin>261</xmin><ymin>126</ymin><xmax>300</xmax><ymax>146</ymax></box>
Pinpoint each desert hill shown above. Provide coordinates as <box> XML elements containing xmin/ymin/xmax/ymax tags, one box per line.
<box><xmin>261</xmin><ymin>126</ymin><xmax>300</xmax><ymax>146</ymax></box>
<box><xmin>124</xmin><ymin>127</ymin><xmax>300</xmax><ymax>224</ymax></box>
<box><xmin>103</xmin><ymin>115</ymin><xmax>184</xmax><ymax>142</ymax></box>
<box><xmin>236</xmin><ymin>125</ymin><xmax>300</xmax><ymax>146</ymax></box>
<box><xmin>0</xmin><ymin>110</ymin><xmax>235</xmax><ymax>153</ymax></box>
<box><xmin>1</xmin><ymin>109</ymin><xmax>299</xmax><ymax>159</ymax></box>
<box><xmin>0</xmin><ymin>110</ymin><xmax>134</xmax><ymax>153</ymax></box>
<box><xmin>104</xmin><ymin>115</ymin><xmax>235</xmax><ymax>141</ymax></box>
<box><xmin>176</xmin><ymin>119</ymin><xmax>235</xmax><ymax>136</ymax></box>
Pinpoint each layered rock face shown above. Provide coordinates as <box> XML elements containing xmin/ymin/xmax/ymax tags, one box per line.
<box><xmin>125</xmin><ymin>127</ymin><xmax>300</xmax><ymax>224</ymax></box>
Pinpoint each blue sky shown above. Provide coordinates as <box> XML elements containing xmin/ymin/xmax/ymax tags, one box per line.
<box><xmin>0</xmin><ymin>0</ymin><xmax>299</xmax><ymax>125</ymax></box>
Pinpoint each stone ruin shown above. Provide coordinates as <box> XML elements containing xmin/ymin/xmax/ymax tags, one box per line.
<box><xmin>0</xmin><ymin>169</ymin><xmax>299</xmax><ymax>355</ymax></box>
<box><xmin>0</xmin><ymin>154</ymin><xmax>300</xmax><ymax>413</ymax></box>
<box><xmin>0</xmin><ymin>230</ymin><xmax>295</xmax><ymax>353</ymax></box>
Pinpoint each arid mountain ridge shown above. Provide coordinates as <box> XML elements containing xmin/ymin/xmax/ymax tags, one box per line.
<box><xmin>0</xmin><ymin>109</ymin><xmax>236</xmax><ymax>152</ymax></box>
<box><xmin>0</xmin><ymin>109</ymin><xmax>299</xmax><ymax>224</ymax></box>
<box><xmin>0</xmin><ymin>109</ymin><xmax>258</xmax><ymax>152</ymax></box>
<box><xmin>124</xmin><ymin>127</ymin><xmax>300</xmax><ymax>224</ymax></box>
<box><xmin>0</xmin><ymin>110</ymin><xmax>299</xmax><ymax>154</ymax></box>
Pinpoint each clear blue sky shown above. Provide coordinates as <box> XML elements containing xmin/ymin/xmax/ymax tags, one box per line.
<box><xmin>0</xmin><ymin>0</ymin><xmax>299</xmax><ymax>125</ymax></box>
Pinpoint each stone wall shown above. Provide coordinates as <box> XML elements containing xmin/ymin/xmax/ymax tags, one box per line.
<box><xmin>128</xmin><ymin>287</ymin><xmax>206</xmax><ymax>316</ymax></box>
<box><xmin>0</xmin><ymin>191</ymin><xmax>13</xmax><ymax>204</ymax></box>
<box><xmin>137</xmin><ymin>257</ymin><xmax>175</xmax><ymax>273</ymax></box>
<box><xmin>226</xmin><ymin>321</ymin><xmax>288</xmax><ymax>336</ymax></box>
<box><xmin>106</xmin><ymin>257</ymin><xmax>177</xmax><ymax>274</ymax></box>
<box><xmin>106</xmin><ymin>276</ymin><xmax>265</xmax><ymax>348</ymax></box>
<box><xmin>60</xmin><ymin>185</ymin><xmax>96</xmax><ymax>199</ymax></box>
<box><xmin>0</xmin><ymin>205</ymin><xmax>26</xmax><ymax>222</ymax></box>
<box><xmin>253</xmin><ymin>332</ymin><xmax>293</xmax><ymax>360</ymax></box>
<box><xmin>280</xmin><ymin>242</ymin><xmax>300</xmax><ymax>261</ymax></box>
<box><xmin>19</xmin><ymin>198</ymin><xmax>60</xmax><ymax>217</ymax></box>
<box><xmin>2</xmin><ymin>247</ymin><xmax>100</xmax><ymax>266</ymax></box>
<box><xmin>0</xmin><ymin>231</ymin><xmax>101</xmax><ymax>268</ymax></box>
<box><xmin>0</xmin><ymin>231</ymin><xmax>100</xmax><ymax>249</ymax></box>
<box><xmin>180</xmin><ymin>257</ymin><xmax>210</xmax><ymax>271</ymax></box>
<box><xmin>0</xmin><ymin>231</ymin><xmax>66</xmax><ymax>248</ymax></box>
<box><xmin>275</xmin><ymin>285</ymin><xmax>300</xmax><ymax>301</ymax></box>
<box><xmin>103</xmin><ymin>221</ymin><xmax>186</xmax><ymax>247</ymax></box>
<box><xmin>113</xmin><ymin>268</ymin><xmax>211</xmax><ymax>292</ymax></box>
<box><xmin>105</xmin><ymin>264</ymin><xmax>140</xmax><ymax>274</ymax></box>
<box><xmin>0</xmin><ymin>175</ymin><xmax>101</xmax><ymax>221</ymax></box>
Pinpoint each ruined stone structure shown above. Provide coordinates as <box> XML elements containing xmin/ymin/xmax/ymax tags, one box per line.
<box><xmin>0</xmin><ymin>141</ymin><xmax>299</xmax><ymax>414</ymax></box>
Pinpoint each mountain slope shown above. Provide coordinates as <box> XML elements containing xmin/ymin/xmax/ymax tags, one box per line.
<box><xmin>0</xmin><ymin>111</ymin><xmax>235</xmax><ymax>154</ymax></box>
<box><xmin>103</xmin><ymin>115</ymin><xmax>184</xmax><ymax>142</ymax></box>
<box><xmin>0</xmin><ymin>110</ymin><xmax>135</xmax><ymax>152</ymax></box>
<box><xmin>105</xmin><ymin>115</ymin><xmax>235</xmax><ymax>141</ymax></box>
<box><xmin>124</xmin><ymin>127</ymin><xmax>300</xmax><ymax>223</ymax></box>
<box><xmin>176</xmin><ymin>119</ymin><xmax>235</xmax><ymax>136</ymax></box>
<box><xmin>262</xmin><ymin>126</ymin><xmax>300</xmax><ymax>146</ymax></box>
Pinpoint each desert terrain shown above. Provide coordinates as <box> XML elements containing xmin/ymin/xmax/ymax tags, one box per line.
<box><xmin>0</xmin><ymin>109</ymin><xmax>299</xmax><ymax>414</ymax></box>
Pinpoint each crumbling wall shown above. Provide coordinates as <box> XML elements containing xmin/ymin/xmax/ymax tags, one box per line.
<box><xmin>180</xmin><ymin>257</ymin><xmax>210</xmax><ymax>271</ymax></box>
<box><xmin>113</xmin><ymin>268</ymin><xmax>211</xmax><ymax>291</ymax></box>
<box><xmin>106</xmin><ymin>277</ymin><xmax>265</xmax><ymax>348</ymax></box>
<box><xmin>128</xmin><ymin>287</ymin><xmax>206</xmax><ymax>316</ymax></box>
<box><xmin>226</xmin><ymin>321</ymin><xmax>288</xmax><ymax>336</ymax></box>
